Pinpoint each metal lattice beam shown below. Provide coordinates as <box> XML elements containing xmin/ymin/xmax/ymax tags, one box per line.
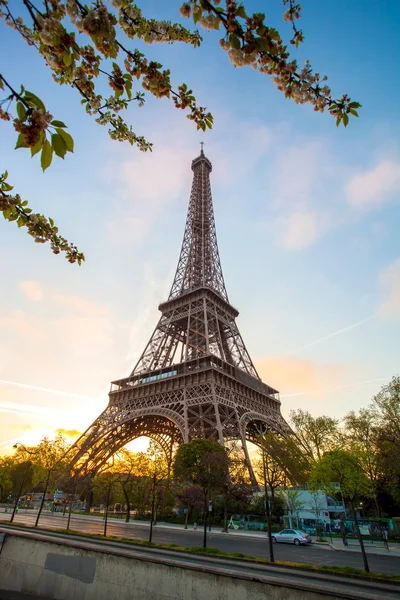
<box><xmin>67</xmin><ymin>149</ymin><xmax>290</xmax><ymax>481</ymax></box>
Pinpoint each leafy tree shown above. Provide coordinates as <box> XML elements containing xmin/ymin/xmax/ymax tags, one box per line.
<box><xmin>221</xmin><ymin>441</ymin><xmax>252</xmax><ymax>533</ymax></box>
<box><xmin>290</xmin><ymin>409</ymin><xmax>340</xmax><ymax>464</ymax></box>
<box><xmin>114</xmin><ymin>449</ymin><xmax>152</xmax><ymax>522</ymax></box>
<box><xmin>0</xmin><ymin>0</ymin><xmax>359</xmax><ymax>262</ymax></box>
<box><xmin>176</xmin><ymin>484</ymin><xmax>204</xmax><ymax>528</ymax></box>
<box><xmin>92</xmin><ymin>470</ymin><xmax>121</xmax><ymax>536</ymax></box>
<box><xmin>146</xmin><ymin>441</ymin><xmax>170</xmax><ymax>542</ymax></box>
<box><xmin>371</xmin><ymin>376</ymin><xmax>400</xmax><ymax>500</ymax></box>
<box><xmin>344</xmin><ymin>408</ymin><xmax>382</xmax><ymax>516</ymax></box>
<box><xmin>0</xmin><ymin>456</ymin><xmax>14</xmax><ymax>503</ymax></box>
<box><xmin>310</xmin><ymin>450</ymin><xmax>374</xmax><ymax>572</ymax></box>
<box><xmin>173</xmin><ymin>438</ymin><xmax>229</xmax><ymax>547</ymax></box>
<box><xmin>281</xmin><ymin>487</ymin><xmax>304</xmax><ymax>530</ymax></box>
<box><xmin>255</xmin><ymin>441</ymin><xmax>286</xmax><ymax>511</ymax></box>
<box><xmin>307</xmin><ymin>490</ymin><xmax>326</xmax><ymax>541</ymax></box>
<box><xmin>258</xmin><ymin>429</ymin><xmax>311</xmax><ymax>484</ymax></box>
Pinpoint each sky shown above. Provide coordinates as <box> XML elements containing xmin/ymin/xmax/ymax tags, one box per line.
<box><xmin>0</xmin><ymin>1</ymin><xmax>399</xmax><ymax>456</ymax></box>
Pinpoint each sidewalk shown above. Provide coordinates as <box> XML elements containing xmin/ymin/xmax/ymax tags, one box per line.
<box><xmin>319</xmin><ymin>537</ymin><xmax>400</xmax><ymax>557</ymax></box>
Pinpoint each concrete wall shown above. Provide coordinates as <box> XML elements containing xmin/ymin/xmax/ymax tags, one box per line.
<box><xmin>0</xmin><ymin>532</ymin><xmax>345</xmax><ymax>600</ymax></box>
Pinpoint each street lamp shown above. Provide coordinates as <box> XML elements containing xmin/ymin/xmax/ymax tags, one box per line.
<box><xmin>35</xmin><ymin>468</ymin><xmax>52</xmax><ymax>527</ymax></box>
<box><xmin>10</xmin><ymin>443</ymin><xmax>37</xmax><ymax>523</ymax></box>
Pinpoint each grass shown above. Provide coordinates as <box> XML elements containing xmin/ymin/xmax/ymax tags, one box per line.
<box><xmin>2</xmin><ymin>521</ymin><xmax>400</xmax><ymax>585</ymax></box>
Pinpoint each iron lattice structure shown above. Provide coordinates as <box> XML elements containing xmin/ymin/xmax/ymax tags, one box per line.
<box><xmin>69</xmin><ymin>150</ymin><xmax>289</xmax><ymax>482</ymax></box>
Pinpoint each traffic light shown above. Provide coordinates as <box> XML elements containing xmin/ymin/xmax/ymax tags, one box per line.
<box><xmin>26</xmin><ymin>495</ymin><xmax>31</xmax><ymax>502</ymax></box>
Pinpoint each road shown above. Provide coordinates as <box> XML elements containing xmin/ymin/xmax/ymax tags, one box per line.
<box><xmin>2</xmin><ymin>511</ymin><xmax>400</xmax><ymax>577</ymax></box>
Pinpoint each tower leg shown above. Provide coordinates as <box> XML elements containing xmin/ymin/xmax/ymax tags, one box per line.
<box><xmin>211</xmin><ymin>383</ymin><xmax>225</xmax><ymax>446</ymax></box>
<box><xmin>183</xmin><ymin>392</ymin><xmax>189</xmax><ymax>443</ymax></box>
<box><xmin>241</xmin><ymin>436</ymin><xmax>258</xmax><ymax>488</ymax></box>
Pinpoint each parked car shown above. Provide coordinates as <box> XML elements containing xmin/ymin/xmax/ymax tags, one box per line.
<box><xmin>271</xmin><ymin>529</ymin><xmax>312</xmax><ymax>545</ymax></box>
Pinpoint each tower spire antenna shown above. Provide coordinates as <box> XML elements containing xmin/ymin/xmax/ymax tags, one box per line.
<box><xmin>200</xmin><ymin>141</ymin><xmax>204</xmax><ymax>154</ymax></box>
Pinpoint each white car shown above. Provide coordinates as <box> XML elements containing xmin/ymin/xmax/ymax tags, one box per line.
<box><xmin>271</xmin><ymin>529</ymin><xmax>312</xmax><ymax>545</ymax></box>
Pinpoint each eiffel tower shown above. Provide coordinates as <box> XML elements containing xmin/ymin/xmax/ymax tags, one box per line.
<box><xmin>69</xmin><ymin>148</ymin><xmax>289</xmax><ymax>483</ymax></box>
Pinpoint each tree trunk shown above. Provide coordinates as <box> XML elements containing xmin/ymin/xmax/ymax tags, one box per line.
<box><xmin>84</xmin><ymin>488</ymin><xmax>93</xmax><ymax>513</ymax></box>
<box><xmin>270</xmin><ymin>486</ymin><xmax>276</xmax><ymax>514</ymax></box>
<box><xmin>374</xmin><ymin>496</ymin><xmax>381</xmax><ymax>518</ymax></box>
<box><xmin>67</xmin><ymin>497</ymin><xmax>73</xmax><ymax>531</ymax></box>
<box><xmin>103</xmin><ymin>487</ymin><xmax>110</xmax><ymax>537</ymax></box>
<box><xmin>223</xmin><ymin>493</ymin><xmax>228</xmax><ymax>533</ymax></box>
<box><xmin>149</xmin><ymin>474</ymin><xmax>156</xmax><ymax>543</ymax></box>
<box><xmin>203</xmin><ymin>491</ymin><xmax>208</xmax><ymax>549</ymax></box>
<box><xmin>262</xmin><ymin>459</ymin><xmax>274</xmax><ymax>563</ymax></box>
<box><xmin>123</xmin><ymin>486</ymin><xmax>131</xmax><ymax>523</ymax></box>
<box><xmin>350</xmin><ymin>501</ymin><xmax>369</xmax><ymax>572</ymax></box>
<box><xmin>184</xmin><ymin>505</ymin><xmax>190</xmax><ymax>529</ymax></box>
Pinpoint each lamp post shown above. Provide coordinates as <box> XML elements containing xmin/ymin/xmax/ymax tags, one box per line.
<box><xmin>10</xmin><ymin>443</ymin><xmax>37</xmax><ymax>523</ymax></box>
<box><xmin>35</xmin><ymin>468</ymin><xmax>51</xmax><ymax>527</ymax></box>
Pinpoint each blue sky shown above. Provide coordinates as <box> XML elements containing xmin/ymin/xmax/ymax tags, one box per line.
<box><xmin>0</xmin><ymin>0</ymin><xmax>399</xmax><ymax>453</ymax></box>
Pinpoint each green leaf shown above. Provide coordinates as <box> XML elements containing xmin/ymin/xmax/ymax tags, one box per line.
<box><xmin>349</xmin><ymin>109</ymin><xmax>359</xmax><ymax>117</ymax></box>
<box><xmin>31</xmin><ymin>132</ymin><xmax>45</xmax><ymax>157</ymax></box>
<box><xmin>51</xmin><ymin>133</ymin><xmax>67</xmax><ymax>158</ymax></box>
<box><xmin>0</xmin><ymin>78</ymin><xmax>3</xmax><ymax>90</ymax></box>
<box><xmin>343</xmin><ymin>113</ymin><xmax>349</xmax><ymax>127</ymax></box>
<box><xmin>57</xmin><ymin>128</ymin><xmax>74</xmax><ymax>152</ymax></box>
<box><xmin>41</xmin><ymin>139</ymin><xmax>53</xmax><ymax>171</ymax></box>
<box><xmin>51</xmin><ymin>120</ymin><xmax>67</xmax><ymax>128</ymax></box>
<box><xmin>17</xmin><ymin>216</ymin><xmax>27</xmax><ymax>228</ymax></box>
<box><xmin>193</xmin><ymin>7</ymin><xmax>202</xmax><ymax>24</ymax></box>
<box><xmin>15</xmin><ymin>134</ymin><xmax>29</xmax><ymax>149</ymax></box>
<box><xmin>269</xmin><ymin>28</ymin><xmax>280</xmax><ymax>41</ymax></box>
<box><xmin>1</xmin><ymin>183</ymin><xmax>14</xmax><ymax>191</ymax></box>
<box><xmin>348</xmin><ymin>102</ymin><xmax>361</xmax><ymax>109</ymax></box>
<box><xmin>229</xmin><ymin>34</ymin><xmax>241</xmax><ymax>50</ymax></box>
<box><xmin>125</xmin><ymin>81</ymin><xmax>132</xmax><ymax>100</ymax></box>
<box><xmin>16</xmin><ymin>102</ymin><xmax>26</xmax><ymax>120</ymax></box>
<box><xmin>255</xmin><ymin>37</ymin><xmax>268</xmax><ymax>51</ymax></box>
<box><xmin>336</xmin><ymin>116</ymin><xmax>342</xmax><ymax>127</ymax></box>
<box><xmin>237</xmin><ymin>5</ymin><xmax>247</xmax><ymax>18</ymax></box>
<box><xmin>24</xmin><ymin>91</ymin><xmax>46</xmax><ymax>111</ymax></box>
<box><xmin>63</xmin><ymin>52</ymin><xmax>72</xmax><ymax>67</ymax></box>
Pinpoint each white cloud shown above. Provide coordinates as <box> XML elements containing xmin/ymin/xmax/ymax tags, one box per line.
<box><xmin>379</xmin><ymin>258</ymin><xmax>400</xmax><ymax>318</ymax></box>
<box><xmin>264</xmin><ymin>138</ymin><xmax>338</xmax><ymax>250</ymax></box>
<box><xmin>19</xmin><ymin>280</ymin><xmax>43</xmax><ymax>302</ymax></box>
<box><xmin>346</xmin><ymin>158</ymin><xmax>400</xmax><ymax>208</ymax></box>
<box><xmin>281</xmin><ymin>210</ymin><xmax>328</xmax><ymax>250</ymax></box>
<box><xmin>270</xmin><ymin>140</ymin><xmax>326</xmax><ymax>210</ymax></box>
